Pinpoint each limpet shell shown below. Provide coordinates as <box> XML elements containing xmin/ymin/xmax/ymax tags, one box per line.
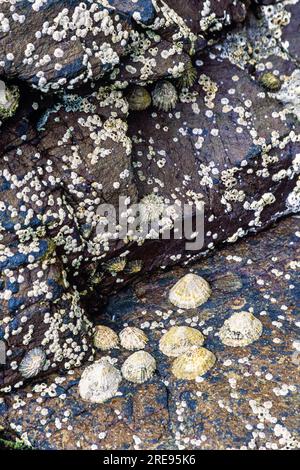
<box><xmin>19</xmin><ymin>347</ymin><xmax>46</xmax><ymax>379</ymax></box>
<box><xmin>259</xmin><ymin>72</ymin><xmax>281</xmax><ymax>91</ymax></box>
<box><xmin>121</xmin><ymin>351</ymin><xmax>156</xmax><ymax>384</ymax></box>
<box><xmin>119</xmin><ymin>326</ymin><xmax>148</xmax><ymax>350</ymax></box>
<box><xmin>171</xmin><ymin>347</ymin><xmax>216</xmax><ymax>380</ymax></box>
<box><xmin>105</xmin><ymin>256</ymin><xmax>126</xmax><ymax>274</ymax></box>
<box><xmin>0</xmin><ymin>80</ymin><xmax>19</xmax><ymax>119</ymax></box>
<box><xmin>159</xmin><ymin>326</ymin><xmax>205</xmax><ymax>357</ymax></box>
<box><xmin>79</xmin><ymin>358</ymin><xmax>121</xmax><ymax>404</ymax></box>
<box><xmin>94</xmin><ymin>325</ymin><xmax>119</xmax><ymax>351</ymax></box>
<box><xmin>152</xmin><ymin>80</ymin><xmax>178</xmax><ymax>112</ymax></box>
<box><xmin>177</xmin><ymin>61</ymin><xmax>197</xmax><ymax>89</ymax></box>
<box><xmin>127</xmin><ymin>85</ymin><xmax>152</xmax><ymax>111</ymax></box>
<box><xmin>169</xmin><ymin>273</ymin><xmax>211</xmax><ymax>309</ymax></box>
<box><xmin>125</xmin><ymin>260</ymin><xmax>143</xmax><ymax>274</ymax></box>
<box><xmin>219</xmin><ymin>311</ymin><xmax>263</xmax><ymax>347</ymax></box>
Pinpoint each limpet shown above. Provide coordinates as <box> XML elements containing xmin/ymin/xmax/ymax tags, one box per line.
<box><xmin>159</xmin><ymin>326</ymin><xmax>204</xmax><ymax>357</ymax></box>
<box><xmin>169</xmin><ymin>273</ymin><xmax>211</xmax><ymax>309</ymax></box>
<box><xmin>219</xmin><ymin>311</ymin><xmax>263</xmax><ymax>347</ymax></box>
<box><xmin>171</xmin><ymin>347</ymin><xmax>216</xmax><ymax>380</ymax></box>
<box><xmin>121</xmin><ymin>351</ymin><xmax>156</xmax><ymax>384</ymax></box>
<box><xmin>119</xmin><ymin>326</ymin><xmax>148</xmax><ymax>350</ymax></box>
<box><xmin>94</xmin><ymin>325</ymin><xmax>119</xmax><ymax>351</ymax></box>
<box><xmin>79</xmin><ymin>358</ymin><xmax>121</xmax><ymax>404</ymax></box>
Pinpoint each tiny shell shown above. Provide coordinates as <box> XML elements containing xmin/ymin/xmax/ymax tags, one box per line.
<box><xmin>171</xmin><ymin>347</ymin><xmax>216</xmax><ymax>380</ymax></box>
<box><xmin>159</xmin><ymin>326</ymin><xmax>205</xmax><ymax>357</ymax></box>
<box><xmin>169</xmin><ymin>273</ymin><xmax>211</xmax><ymax>309</ymax></box>
<box><xmin>178</xmin><ymin>61</ymin><xmax>197</xmax><ymax>89</ymax></box>
<box><xmin>119</xmin><ymin>326</ymin><xmax>148</xmax><ymax>350</ymax></box>
<box><xmin>19</xmin><ymin>347</ymin><xmax>46</xmax><ymax>379</ymax></box>
<box><xmin>79</xmin><ymin>358</ymin><xmax>121</xmax><ymax>404</ymax></box>
<box><xmin>127</xmin><ymin>86</ymin><xmax>152</xmax><ymax>111</ymax></box>
<box><xmin>121</xmin><ymin>351</ymin><xmax>156</xmax><ymax>384</ymax></box>
<box><xmin>152</xmin><ymin>80</ymin><xmax>178</xmax><ymax>112</ymax></box>
<box><xmin>219</xmin><ymin>311</ymin><xmax>263</xmax><ymax>347</ymax></box>
<box><xmin>94</xmin><ymin>325</ymin><xmax>119</xmax><ymax>351</ymax></box>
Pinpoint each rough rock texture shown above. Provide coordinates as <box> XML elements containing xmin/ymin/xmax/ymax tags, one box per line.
<box><xmin>0</xmin><ymin>0</ymin><xmax>300</xmax><ymax>390</ymax></box>
<box><xmin>0</xmin><ymin>216</ymin><xmax>299</xmax><ymax>450</ymax></box>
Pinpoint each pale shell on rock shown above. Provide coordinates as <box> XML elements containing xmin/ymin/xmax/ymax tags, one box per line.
<box><xmin>152</xmin><ymin>80</ymin><xmax>178</xmax><ymax>112</ymax></box>
<box><xmin>121</xmin><ymin>351</ymin><xmax>156</xmax><ymax>384</ymax></box>
<box><xmin>19</xmin><ymin>347</ymin><xmax>46</xmax><ymax>379</ymax></box>
<box><xmin>119</xmin><ymin>326</ymin><xmax>148</xmax><ymax>351</ymax></box>
<box><xmin>171</xmin><ymin>347</ymin><xmax>216</xmax><ymax>380</ymax></box>
<box><xmin>93</xmin><ymin>325</ymin><xmax>119</xmax><ymax>351</ymax></box>
<box><xmin>219</xmin><ymin>311</ymin><xmax>263</xmax><ymax>347</ymax></box>
<box><xmin>169</xmin><ymin>273</ymin><xmax>211</xmax><ymax>309</ymax></box>
<box><xmin>159</xmin><ymin>326</ymin><xmax>205</xmax><ymax>357</ymax></box>
<box><xmin>79</xmin><ymin>358</ymin><xmax>121</xmax><ymax>404</ymax></box>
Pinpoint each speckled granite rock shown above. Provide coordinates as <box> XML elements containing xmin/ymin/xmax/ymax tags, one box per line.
<box><xmin>0</xmin><ymin>216</ymin><xmax>299</xmax><ymax>450</ymax></box>
<box><xmin>0</xmin><ymin>1</ymin><xmax>300</xmax><ymax>390</ymax></box>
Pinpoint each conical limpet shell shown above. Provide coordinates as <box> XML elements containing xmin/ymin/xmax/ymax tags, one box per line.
<box><xmin>171</xmin><ymin>347</ymin><xmax>216</xmax><ymax>380</ymax></box>
<box><xmin>19</xmin><ymin>347</ymin><xmax>46</xmax><ymax>379</ymax></box>
<box><xmin>152</xmin><ymin>80</ymin><xmax>178</xmax><ymax>112</ymax></box>
<box><xmin>169</xmin><ymin>273</ymin><xmax>211</xmax><ymax>309</ymax></box>
<box><xmin>79</xmin><ymin>358</ymin><xmax>121</xmax><ymax>404</ymax></box>
<box><xmin>159</xmin><ymin>326</ymin><xmax>205</xmax><ymax>357</ymax></box>
<box><xmin>119</xmin><ymin>326</ymin><xmax>148</xmax><ymax>350</ymax></box>
<box><xmin>94</xmin><ymin>325</ymin><xmax>119</xmax><ymax>351</ymax></box>
<box><xmin>219</xmin><ymin>311</ymin><xmax>263</xmax><ymax>347</ymax></box>
<box><xmin>127</xmin><ymin>85</ymin><xmax>152</xmax><ymax>111</ymax></box>
<box><xmin>121</xmin><ymin>351</ymin><xmax>156</xmax><ymax>384</ymax></box>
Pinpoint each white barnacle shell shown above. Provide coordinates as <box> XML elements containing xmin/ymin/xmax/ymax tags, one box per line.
<box><xmin>152</xmin><ymin>80</ymin><xmax>178</xmax><ymax>112</ymax></box>
<box><xmin>219</xmin><ymin>311</ymin><xmax>263</xmax><ymax>347</ymax></box>
<box><xmin>169</xmin><ymin>273</ymin><xmax>211</xmax><ymax>309</ymax></box>
<box><xmin>119</xmin><ymin>326</ymin><xmax>148</xmax><ymax>351</ymax></box>
<box><xmin>171</xmin><ymin>347</ymin><xmax>216</xmax><ymax>380</ymax></box>
<box><xmin>121</xmin><ymin>351</ymin><xmax>156</xmax><ymax>384</ymax></box>
<box><xmin>79</xmin><ymin>358</ymin><xmax>121</xmax><ymax>404</ymax></box>
<box><xmin>19</xmin><ymin>347</ymin><xmax>46</xmax><ymax>379</ymax></box>
<box><xmin>94</xmin><ymin>325</ymin><xmax>119</xmax><ymax>351</ymax></box>
<box><xmin>159</xmin><ymin>326</ymin><xmax>205</xmax><ymax>357</ymax></box>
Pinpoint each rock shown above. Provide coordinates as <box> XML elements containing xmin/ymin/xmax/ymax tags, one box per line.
<box><xmin>0</xmin><ymin>216</ymin><xmax>299</xmax><ymax>449</ymax></box>
<box><xmin>0</xmin><ymin>0</ymin><xmax>300</xmax><ymax>390</ymax></box>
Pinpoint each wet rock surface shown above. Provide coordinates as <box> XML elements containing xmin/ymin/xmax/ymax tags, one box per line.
<box><xmin>0</xmin><ymin>1</ymin><xmax>300</xmax><ymax>390</ymax></box>
<box><xmin>0</xmin><ymin>216</ymin><xmax>299</xmax><ymax>450</ymax></box>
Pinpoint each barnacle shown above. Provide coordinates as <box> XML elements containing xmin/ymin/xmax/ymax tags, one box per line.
<box><xmin>219</xmin><ymin>311</ymin><xmax>263</xmax><ymax>347</ymax></box>
<box><xmin>127</xmin><ymin>85</ymin><xmax>152</xmax><ymax>111</ymax></box>
<box><xmin>159</xmin><ymin>326</ymin><xmax>205</xmax><ymax>357</ymax></box>
<box><xmin>78</xmin><ymin>358</ymin><xmax>122</xmax><ymax>404</ymax></box>
<box><xmin>259</xmin><ymin>72</ymin><xmax>281</xmax><ymax>91</ymax></box>
<box><xmin>169</xmin><ymin>273</ymin><xmax>211</xmax><ymax>309</ymax></box>
<box><xmin>119</xmin><ymin>326</ymin><xmax>148</xmax><ymax>351</ymax></box>
<box><xmin>94</xmin><ymin>325</ymin><xmax>119</xmax><ymax>351</ymax></box>
<box><xmin>121</xmin><ymin>351</ymin><xmax>156</xmax><ymax>384</ymax></box>
<box><xmin>152</xmin><ymin>80</ymin><xmax>178</xmax><ymax>112</ymax></box>
<box><xmin>0</xmin><ymin>80</ymin><xmax>19</xmax><ymax>119</ymax></box>
<box><xmin>139</xmin><ymin>193</ymin><xmax>165</xmax><ymax>224</ymax></box>
<box><xmin>171</xmin><ymin>347</ymin><xmax>216</xmax><ymax>380</ymax></box>
<box><xmin>19</xmin><ymin>348</ymin><xmax>46</xmax><ymax>379</ymax></box>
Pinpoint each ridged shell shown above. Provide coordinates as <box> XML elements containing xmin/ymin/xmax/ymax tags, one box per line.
<box><xmin>171</xmin><ymin>347</ymin><xmax>216</xmax><ymax>380</ymax></box>
<box><xmin>119</xmin><ymin>326</ymin><xmax>148</xmax><ymax>351</ymax></box>
<box><xmin>0</xmin><ymin>80</ymin><xmax>19</xmax><ymax>119</ymax></box>
<box><xmin>219</xmin><ymin>311</ymin><xmax>263</xmax><ymax>347</ymax></box>
<box><xmin>177</xmin><ymin>61</ymin><xmax>197</xmax><ymax>89</ymax></box>
<box><xmin>127</xmin><ymin>86</ymin><xmax>152</xmax><ymax>111</ymax></box>
<box><xmin>259</xmin><ymin>72</ymin><xmax>281</xmax><ymax>91</ymax></box>
<box><xmin>169</xmin><ymin>273</ymin><xmax>211</xmax><ymax>309</ymax></box>
<box><xmin>121</xmin><ymin>351</ymin><xmax>156</xmax><ymax>384</ymax></box>
<box><xmin>159</xmin><ymin>326</ymin><xmax>205</xmax><ymax>357</ymax></box>
<box><xmin>125</xmin><ymin>260</ymin><xmax>143</xmax><ymax>274</ymax></box>
<box><xmin>79</xmin><ymin>358</ymin><xmax>121</xmax><ymax>404</ymax></box>
<box><xmin>94</xmin><ymin>325</ymin><xmax>119</xmax><ymax>351</ymax></box>
<box><xmin>19</xmin><ymin>348</ymin><xmax>46</xmax><ymax>379</ymax></box>
<box><xmin>152</xmin><ymin>80</ymin><xmax>178</xmax><ymax>112</ymax></box>
<box><xmin>105</xmin><ymin>257</ymin><xmax>126</xmax><ymax>274</ymax></box>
